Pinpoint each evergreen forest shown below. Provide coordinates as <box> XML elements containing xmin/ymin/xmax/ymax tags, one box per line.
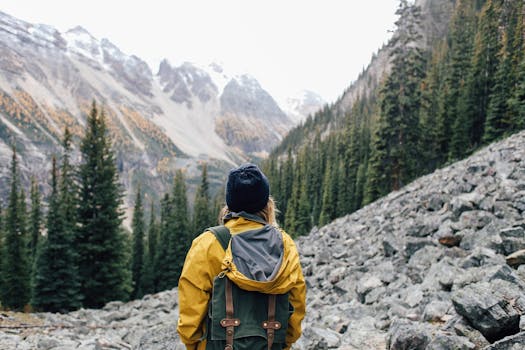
<box><xmin>262</xmin><ymin>0</ymin><xmax>525</xmax><ymax>237</ymax></box>
<box><xmin>0</xmin><ymin>102</ymin><xmax>218</xmax><ymax>312</ymax></box>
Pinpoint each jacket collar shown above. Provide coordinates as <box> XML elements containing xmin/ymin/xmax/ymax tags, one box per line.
<box><xmin>223</xmin><ymin>211</ymin><xmax>268</xmax><ymax>225</ymax></box>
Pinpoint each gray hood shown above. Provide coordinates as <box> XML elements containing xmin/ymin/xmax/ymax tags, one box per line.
<box><xmin>231</xmin><ymin>225</ymin><xmax>284</xmax><ymax>282</ymax></box>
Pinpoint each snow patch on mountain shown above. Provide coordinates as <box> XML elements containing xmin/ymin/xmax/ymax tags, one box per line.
<box><xmin>277</xmin><ymin>90</ymin><xmax>325</xmax><ymax>124</ymax></box>
<box><xmin>64</xmin><ymin>26</ymin><xmax>104</xmax><ymax>64</ymax></box>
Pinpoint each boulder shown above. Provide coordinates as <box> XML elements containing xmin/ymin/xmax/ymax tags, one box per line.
<box><xmin>452</xmin><ymin>281</ymin><xmax>524</xmax><ymax>342</ymax></box>
<box><xmin>483</xmin><ymin>332</ymin><xmax>525</xmax><ymax>350</ymax></box>
<box><xmin>387</xmin><ymin>319</ymin><xmax>433</xmax><ymax>350</ymax></box>
<box><xmin>506</xmin><ymin>249</ymin><xmax>525</xmax><ymax>268</ymax></box>
<box><xmin>425</xmin><ymin>333</ymin><xmax>475</xmax><ymax>350</ymax></box>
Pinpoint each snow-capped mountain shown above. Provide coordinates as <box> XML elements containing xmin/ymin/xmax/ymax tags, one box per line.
<box><xmin>0</xmin><ymin>10</ymin><xmax>319</xmax><ymax>203</ymax></box>
<box><xmin>278</xmin><ymin>90</ymin><xmax>325</xmax><ymax>125</ymax></box>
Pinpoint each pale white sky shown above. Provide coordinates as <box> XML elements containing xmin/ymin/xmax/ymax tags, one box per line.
<box><xmin>1</xmin><ymin>0</ymin><xmax>399</xmax><ymax>103</ymax></box>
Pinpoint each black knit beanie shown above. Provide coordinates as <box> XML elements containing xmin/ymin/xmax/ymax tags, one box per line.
<box><xmin>226</xmin><ymin>163</ymin><xmax>270</xmax><ymax>214</ymax></box>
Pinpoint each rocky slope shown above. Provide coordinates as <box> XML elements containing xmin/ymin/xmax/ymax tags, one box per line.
<box><xmin>0</xmin><ymin>10</ymin><xmax>323</xmax><ymax>205</ymax></box>
<box><xmin>2</xmin><ymin>130</ymin><xmax>524</xmax><ymax>349</ymax></box>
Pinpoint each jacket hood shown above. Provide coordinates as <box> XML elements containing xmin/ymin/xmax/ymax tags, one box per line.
<box><xmin>221</xmin><ymin>215</ymin><xmax>302</xmax><ymax>294</ymax></box>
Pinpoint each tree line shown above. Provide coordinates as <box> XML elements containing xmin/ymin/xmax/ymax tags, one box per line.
<box><xmin>263</xmin><ymin>0</ymin><xmax>524</xmax><ymax>236</ymax></box>
<box><xmin>0</xmin><ymin>102</ymin><xmax>217</xmax><ymax>312</ymax></box>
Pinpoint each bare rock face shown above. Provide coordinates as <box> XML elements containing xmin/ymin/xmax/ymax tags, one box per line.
<box><xmin>217</xmin><ymin>75</ymin><xmax>294</xmax><ymax>154</ymax></box>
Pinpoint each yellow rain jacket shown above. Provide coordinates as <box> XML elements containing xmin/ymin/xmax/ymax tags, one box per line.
<box><xmin>177</xmin><ymin>215</ymin><xmax>306</xmax><ymax>350</ymax></box>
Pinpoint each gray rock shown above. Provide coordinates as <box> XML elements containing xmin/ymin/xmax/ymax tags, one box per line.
<box><xmin>457</xmin><ymin>210</ymin><xmax>495</xmax><ymax>231</ymax></box>
<box><xmin>387</xmin><ymin>319</ymin><xmax>433</xmax><ymax>350</ymax></box>
<box><xmin>406</xmin><ymin>217</ymin><xmax>441</xmax><ymax>237</ymax></box>
<box><xmin>404</xmin><ymin>238</ymin><xmax>435</xmax><ymax>258</ymax></box>
<box><xmin>483</xmin><ymin>332</ymin><xmax>525</xmax><ymax>350</ymax></box>
<box><xmin>137</xmin><ymin>323</ymin><xmax>183</xmax><ymax>350</ymax></box>
<box><xmin>499</xmin><ymin>226</ymin><xmax>525</xmax><ymax>240</ymax></box>
<box><xmin>505</xmin><ymin>249</ymin><xmax>525</xmax><ymax>268</ymax></box>
<box><xmin>310</xmin><ymin>327</ymin><xmax>341</xmax><ymax>348</ymax></box>
<box><xmin>460</xmin><ymin>247</ymin><xmax>505</xmax><ymax>268</ymax></box>
<box><xmin>452</xmin><ymin>282</ymin><xmax>522</xmax><ymax>342</ymax></box>
<box><xmin>383</xmin><ymin>235</ymin><xmax>400</xmax><ymax>257</ymax></box>
<box><xmin>37</xmin><ymin>337</ymin><xmax>61</xmax><ymax>349</ymax></box>
<box><xmin>423</xmin><ymin>300</ymin><xmax>452</xmax><ymax>322</ymax></box>
<box><xmin>425</xmin><ymin>333</ymin><xmax>476</xmax><ymax>350</ymax></box>
<box><xmin>356</xmin><ymin>275</ymin><xmax>383</xmax><ymax>303</ymax></box>
<box><xmin>450</xmin><ymin>197</ymin><xmax>475</xmax><ymax>218</ymax></box>
<box><xmin>427</xmin><ymin>194</ymin><xmax>446</xmax><ymax>211</ymax></box>
<box><xmin>450</xmin><ymin>316</ymin><xmax>491</xmax><ymax>349</ymax></box>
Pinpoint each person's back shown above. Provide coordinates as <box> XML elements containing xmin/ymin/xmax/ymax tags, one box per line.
<box><xmin>177</xmin><ymin>163</ymin><xmax>306</xmax><ymax>350</ymax></box>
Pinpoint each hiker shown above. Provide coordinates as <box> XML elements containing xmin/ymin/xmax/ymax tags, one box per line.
<box><xmin>177</xmin><ymin>163</ymin><xmax>306</xmax><ymax>350</ymax></box>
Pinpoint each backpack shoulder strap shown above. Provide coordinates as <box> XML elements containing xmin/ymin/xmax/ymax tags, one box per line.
<box><xmin>208</xmin><ymin>225</ymin><xmax>231</xmax><ymax>251</ymax></box>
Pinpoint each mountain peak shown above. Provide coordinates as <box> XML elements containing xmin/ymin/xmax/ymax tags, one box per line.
<box><xmin>64</xmin><ymin>25</ymin><xmax>103</xmax><ymax>62</ymax></box>
<box><xmin>66</xmin><ymin>25</ymin><xmax>92</xmax><ymax>36</ymax></box>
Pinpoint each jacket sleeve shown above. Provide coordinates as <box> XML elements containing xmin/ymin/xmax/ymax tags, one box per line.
<box><xmin>284</xmin><ymin>238</ymin><xmax>307</xmax><ymax>349</ymax></box>
<box><xmin>177</xmin><ymin>232</ymin><xmax>223</xmax><ymax>350</ymax></box>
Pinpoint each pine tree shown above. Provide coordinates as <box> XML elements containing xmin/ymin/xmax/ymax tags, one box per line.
<box><xmin>284</xmin><ymin>156</ymin><xmax>301</xmax><ymax>233</ymax></box>
<box><xmin>29</xmin><ymin>177</ymin><xmax>42</xmax><ymax>263</ymax></box>
<box><xmin>419</xmin><ymin>42</ymin><xmax>448</xmax><ymax>172</ymax></box>
<box><xmin>76</xmin><ymin>101</ymin><xmax>130</xmax><ymax>308</ymax></box>
<box><xmin>294</xmin><ymin>149</ymin><xmax>311</xmax><ymax>236</ymax></box>
<box><xmin>142</xmin><ymin>201</ymin><xmax>159</xmax><ymax>294</ymax></box>
<box><xmin>155</xmin><ymin>194</ymin><xmax>170</xmax><ymax>291</ymax></box>
<box><xmin>309</xmin><ymin>133</ymin><xmax>324</xmax><ymax>225</ymax></box>
<box><xmin>157</xmin><ymin>170</ymin><xmax>190</xmax><ymax>290</ymax></box>
<box><xmin>365</xmin><ymin>1</ymin><xmax>426</xmax><ymax>200</ymax></box>
<box><xmin>32</xmin><ymin>157</ymin><xmax>82</xmax><ymax>312</ymax></box>
<box><xmin>441</xmin><ymin>0</ymin><xmax>477</xmax><ymax>159</ymax></box>
<box><xmin>1</xmin><ymin>147</ymin><xmax>31</xmax><ymax>310</ymax></box>
<box><xmin>319</xmin><ymin>152</ymin><xmax>338</xmax><ymax>226</ymax></box>
<box><xmin>131</xmin><ymin>186</ymin><xmax>145</xmax><ymax>299</ymax></box>
<box><xmin>172</xmin><ymin>170</ymin><xmax>190</xmax><ymax>280</ymax></box>
<box><xmin>484</xmin><ymin>0</ymin><xmax>524</xmax><ymax>141</ymax></box>
<box><xmin>59</xmin><ymin>127</ymin><xmax>78</xmax><ymax>250</ymax></box>
<box><xmin>508</xmin><ymin>58</ymin><xmax>525</xmax><ymax>131</ymax></box>
<box><xmin>192</xmin><ymin>163</ymin><xmax>212</xmax><ymax>235</ymax></box>
<box><xmin>455</xmin><ymin>0</ymin><xmax>501</xmax><ymax>152</ymax></box>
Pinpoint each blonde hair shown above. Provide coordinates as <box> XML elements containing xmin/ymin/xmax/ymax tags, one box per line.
<box><xmin>219</xmin><ymin>196</ymin><xmax>278</xmax><ymax>226</ymax></box>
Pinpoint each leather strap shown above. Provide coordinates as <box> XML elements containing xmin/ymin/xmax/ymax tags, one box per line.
<box><xmin>221</xmin><ymin>278</ymin><xmax>240</xmax><ymax>350</ymax></box>
<box><xmin>262</xmin><ymin>294</ymin><xmax>281</xmax><ymax>350</ymax></box>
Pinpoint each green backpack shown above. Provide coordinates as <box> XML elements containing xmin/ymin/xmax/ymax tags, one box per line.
<box><xmin>206</xmin><ymin>225</ymin><xmax>292</xmax><ymax>350</ymax></box>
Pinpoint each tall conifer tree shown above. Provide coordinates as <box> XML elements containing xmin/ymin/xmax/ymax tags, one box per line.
<box><xmin>172</xmin><ymin>170</ymin><xmax>190</xmax><ymax>279</ymax></box>
<box><xmin>76</xmin><ymin>101</ymin><xmax>130</xmax><ymax>308</ymax></box>
<box><xmin>157</xmin><ymin>170</ymin><xmax>190</xmax><ymax>290</ymax></box>
<box><xmin>192</xmin><ymin>163</ymin><xmax>212</xmax><ymax>235</ymax></box>
<box><xmin>143</xmin><ymin>201</ymin><xmax>159</xmax><ymax>294</ymax></box>
<box><xmin>440</xmin><ymin>0</ymin><xmax>477</xmax><ymax>159</ymax></box>
<box><xmin>454</xmin><ymin>0</ymin><xmax>501</xmax><ymax>153</ymax></box>
<box><xmin>32</xmin><ymin>157</ymin><xmax>82</xmax><ymax>312</ymax></box>
<box><xmin>419</xmin><ymin>42</ymin><xmax>448</xmax><ymax>172</ymax></box>
<box><xmin>131</xmin><ymin>186</ymin><xmax>145</xmax><ymax>299</ymax></box>
<box><xmin>484</xmin><ymin>0</ymin><xmax>523</xmax><ymax>141</ymax></box>
<box><xmin>1</xmin><ymin>147</ymin><xmax>30</xmax><ymax>310</ymax></box>
<box><xmin>29</xmin><ymin>177</ymin><xmax>42</xmax><ymax>263</ymax></box>
<box><xmin>59</xmin><ymin>128</ymin><xmax>78</xmax><ymax>253</ymax></box>
<box><xmin>366</xmin><ymin>0</ymin><xmax>426</xmax><ymax>200</ymax></box>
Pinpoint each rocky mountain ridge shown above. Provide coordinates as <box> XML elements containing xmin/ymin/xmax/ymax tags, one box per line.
<box><xmin>2</xmin><ymin>130</ymin><xmax>524</xmax><ymax>349</ymax></box>
<box><xmin>0</xmin><ymin>10</ymin><xmax>324</xmax><ymax>204</ymax></box>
